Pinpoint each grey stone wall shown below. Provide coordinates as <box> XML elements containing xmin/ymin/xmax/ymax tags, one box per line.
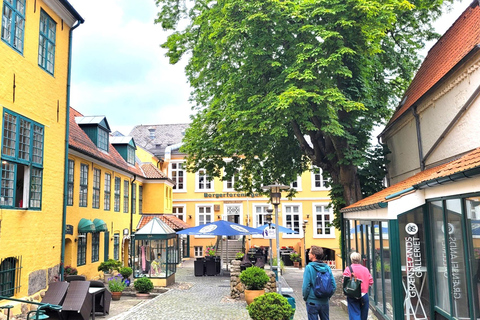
<box><xmin>230</xmin><ymin>260</ymin><xmax>276</xmax><ymax>300</ymax></box>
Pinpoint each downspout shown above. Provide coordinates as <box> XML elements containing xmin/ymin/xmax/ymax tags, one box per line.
<box><xmin>61</xmin><ymin>19</ymin><xmax>83</xmax><ymax>281</ymax></box>
<box><xmin>164</xmin><ymin>143</ymin><xmax>183</xmax><ymax>162</ymax></box>
<box><xmin>130</xmin><ymin>174</ymin><xmax>136</xmax><ymax>268</ymax></box>
<box><xmin>412</xmin><ymin>106</ymin><xmax>425</xmax><ymax>171</ymax></box>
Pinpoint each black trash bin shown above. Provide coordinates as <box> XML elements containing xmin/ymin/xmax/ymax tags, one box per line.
<box><xmin>194</xmin><ymin>259</ymin><xmax>205</xmax><ymax>276</ymax></box>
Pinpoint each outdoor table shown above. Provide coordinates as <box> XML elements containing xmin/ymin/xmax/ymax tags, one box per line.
<box><xmin>88</xmin><ymin>287</ymin><xmax>105</xmax><ymax>320</ymax></box>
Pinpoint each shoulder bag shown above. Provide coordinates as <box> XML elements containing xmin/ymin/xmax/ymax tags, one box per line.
<box><xmin>343</xmin><ymin>265</ymin><xmax>362</xmax><ymax>299</ymax></box>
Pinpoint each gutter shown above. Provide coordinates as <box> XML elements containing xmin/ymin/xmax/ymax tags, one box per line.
<box><xmin>61</xmin><ymin>18</ymin><xmax>84</xmax><ymax>281</ymax></box>
<box><xmin>414</xmin><ymin>166</ymin><xmax>480</xmax><ymax>189</ymax></box>
<box><xmin>340</xmin><ymin>202</ymin><xmax>387</xmax><ymax>214</ymax></box>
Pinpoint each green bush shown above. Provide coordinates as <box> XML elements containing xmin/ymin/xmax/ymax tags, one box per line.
<box><xmin>247</xmin><ymin>292</ymin><xmax>295</xmax><ymax>320</ymax></box>
<box><xmin>98</xmin><ymin>259</ymin><xmax>122</xmax><ymax>273</ymax></box>
<box><xmin>239</xmin><ymin>266</ymin><xmax>269</xmax><ymax>290</ymax></box>
<box><xmin>119</xmin><ymin>267</ymin><xmax>133</xmax><ymax>278</ymax></box>
<box><xmin>134</xmin><ymin>277</ymin><xmax>154</xmax><ymax>293</ymax></box>
<box><xmin>64</xmin><ymin>265</ymin><xmax>78</xmax><ymax>276</ymax></box>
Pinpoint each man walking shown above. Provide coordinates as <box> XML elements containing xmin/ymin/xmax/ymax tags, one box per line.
<box><xmin>302</xmin><ymin>246</ymin><xmax>336</xmax><ymax>320</ymax></box>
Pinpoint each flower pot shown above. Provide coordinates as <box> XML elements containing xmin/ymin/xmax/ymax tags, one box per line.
<box><xmin>103</xmin><ymin>273</ymin><xmax>113</xmax><ymax>284</ymax></box>
<box><xmin>293</xmin><ymin>261</ymin><xmax>300</xmax><ymax>268</ymax></box>
<box><xmin>245</xmin><ymin>289</ymin><xmax>265</xmax><ymax>305</ymax></box>
<box><xmin>111</xmin><ymin>291</ymin><xmax>122</xmax><ymax>301</ymax></box>
<box><xmin>135</xmin><ymin>292</ymin><xmax>150</xmax><ymax>299</ymax></box>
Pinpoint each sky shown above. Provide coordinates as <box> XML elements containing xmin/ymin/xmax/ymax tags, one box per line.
<box><xmin>68</xmin><ymin>0</ymin><xmax>470</xmax><ymax>136</ymax></box>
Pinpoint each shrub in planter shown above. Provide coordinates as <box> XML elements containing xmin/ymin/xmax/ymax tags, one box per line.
<box><xmin>239</xmin><ymin>266</ymin><xmax>269</xmax><ymax>290</ymax></box>
<box><xmin>134</xmin><ymin>277</ymin><xmax>154</xmax><ymax>293</ymax></box>
<box><xmin>119</xmin><ymin>267</ymin><xmax>133</xmax><ymax>278</ymax></box>
<box><xmin>64</xmin><ymin>265</ymin><xmax>78</xmax><ymax>276</ymax></box>
<box><xmin>98</xmin><ymin>259</ymin><xmax>122</xmax><ymax>274</ymax></box>
<box><xmin>247</xmin><ymin>292</ymin><xmax>295</xmax><ymax>320</ymax></box>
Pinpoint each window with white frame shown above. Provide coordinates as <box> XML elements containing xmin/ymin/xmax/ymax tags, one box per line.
<box><xmin>173</xmin><ymin>205</ymin><xmax>186</xmax><ymax>221</ymax></box>
<box><xmin>313</xmin><ymin>204</ymin><xmax>334</xmax><ymax>238</ymax></box>
<box><xmin>311</xmin><ymin>166</ymin><xmax>329</xmax><ymax>190</ymax></box>
<box><xmin>253</xmin><ymin>205</ymin><xmax>269</xmax><ymax>228</ymax></box>
<box><xmin>284</xmin><ymin>204</ymin><xmax>302</xmax><ymax>236</ymax></box>
<box><xmin>196</xmin><ymin>205</ymin><xmax>213</xmax><ymax>226</ymax></box>
<box><xmin>290</xmin><ymin>176</ymin><xmax>302</xmax><ymax>191</ymax></box>
<box><xmin>194</xmin><ymin>246</ymin><xmax>203</xmax><ymax>257</ymax></box>
<box><xmin>223</xmin><ymin>167</ymin><xmax>238</xmax><ymax>191</ymax></box>
<box><xmin>195</xmin><ymin>169</ymin><xmax>214</xmax><ymax>192</ymax></box>
<box><xmin>97</xmin><ymin>128</ymin><xmax>108</xmax><ymax>152</ymax></box>
<box><xmin>170</xmin><ymin>161</ymin><xmax>186</xmax><ymax>191</ymax></box>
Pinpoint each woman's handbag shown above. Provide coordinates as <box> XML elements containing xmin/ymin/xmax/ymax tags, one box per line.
<box><xmin>343</xmin><ymin>265</ymin><xmax>362</xmax><ymax>299</ymax></box>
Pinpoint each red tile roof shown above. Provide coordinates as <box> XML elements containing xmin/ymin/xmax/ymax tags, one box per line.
<box><xmin>69</xmin><ymin>108</ymin><xmax>145</xmax><ymax>176</ymax></box>
<box><xmin>141</xmin><ymin>163</ymin><xmax>167</xmax><ymax>179</ymax></box>
<box><xmin>343</xmin><ymin>147</ymin><xmax>480</xmax><ymax>211</ymax></box>
<box><xmin>385</xmin><ymin>2</ymin><xmax>480</xmax><ymax>128</ymax></box>
<box><xmin>136</xmin><ymin>214</ymin><xmax>191</xmax><ymax>230</ymax></box>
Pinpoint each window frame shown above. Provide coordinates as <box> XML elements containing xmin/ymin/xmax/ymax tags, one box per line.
<box><xmin>195</xmin><ymin>169</ymin><xmax>214</xmax><ymax>192</ymax></box>
<box><xmin>97</xmin><ymin>128</ymin><xmax>109</xmax><ymax>152</ymax></box>
<box><xmin>290</xmin><ymin>176</ymin><xmax>302</xmax><ymax>191</ymax></box>
<box><xmin>38</xmin><ymin>9</ymin><xmax>56</xmax><ymax>75</ymax></box>
<box><xmin>104</xmin><ymin>173</ymin><xmax>111</xmax><ymax>211</ymax></box>
<box><xmin>139</xmin><ymin>185</ymin><xmax>143</xmax><ymax>214</ymax></box>
<box><xmin>282</xmin><ymin>203</ymin><xmax>303</xmax><ymax>238</ymax></box>
<box><xmin>67</xmin><ymin>159</ymin><xmax>74</xmax><ymax>206</ymax></box>
<box><xmin>123</xmin><ymin>180</ymin><xmax>129</xmax><ymax>213</ymax></box>
<box><xmin>311</xmin><ymin>165</ymin><xmax>329</xmax><ymax>190</ymax></box>
<box><xmin>132</xmin><ymin>182</ymin><xmax>136</xmax><ymax>214</ymax></box>
<box><xmin>195</xmin><ymin>204</ymin><xmax>214</xmax><ymax>238</ymax></box>
<box><xmin>77</xmin><ymin>233</ymin><xmax>87</xmax><ymax>266</ymax></box>
<box><xmin>113</xmin><ymin>234</ymin><xmax>119</xmax><ymax>260</ymax></box>
<box><xmin>92</xmin><ymin>168</ymin><xmax>100</xmax><ymax>209</ymax></box>
<box><xmin>170</xmin><ymin>161</ymin><xmax>186</xmax><ymax>192</ymax></box>
<box><xmin>312</xmin><ymin>203</ymin><xmax>335</xmax><ymax>238</ymax></box>
<box><xmin>127</xmin><ymin>146</ymin><xmax>134</xmax><ymax>165</ymax></box>
<box><xmin>173</xmin><ymin>204</ymin><xmax>186</xmax><ymax>222</ymax></box>
<box><xmin>79</xmin><ymin>164</ymin><xmax>88</xmax><ymax>207</ymax></box>
<box><xmin>1</xmin><ymin>0</ymin><xmax>25</xmax><ymax>53</ymax></box>
<box><xmin>91</xmin><ymin>232</ymin><xmax>99</xmax><ymax>262</ymax></box>
<box><xmin>114</xmin><ymin>177</ymin><xmax>120</xmax><ymax>212</ymax></box>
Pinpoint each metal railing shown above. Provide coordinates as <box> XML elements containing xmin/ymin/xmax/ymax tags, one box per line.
<box><xmin>0</xmin><ymin>295</ymin><xmax>61</xmax><ymax>320</ymax></box>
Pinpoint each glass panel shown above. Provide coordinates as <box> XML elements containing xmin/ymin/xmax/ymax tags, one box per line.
<box><xmin>430</xmin><ymin>201</ymin><xmax>451</xmax><ymax>314</ymax></box>
<box><xmin>29</xmin><ymin>167</ymin><xmax>42</xmax><ymax>208</ymax></box>
<box><xmin>2</xmin><ymin>6</ymin><xmax>13</xmax><ymax>43</ymax></box>
<box><xmin>2</xmin><ymin>112</ymin><xmax>17</xmax><ymax>157</ymax></box>
<box><xmin>466</xmin><ymin>197</ymin><xmax>480</xmax><ymax>318</ymax></box>
<box><xmin>1</xmin><ymin>161</ymin><xmax>15</xmax><ymax>206</ymax></box>
<box><xmin>374</xmin><ymin>221</ymin><xmax>384</xmax><ymax>311</ymax></box>
<box><xmin>446</xmin><ymin>199</ymin><xmax>469</xmax><ymax>318</ymax></box>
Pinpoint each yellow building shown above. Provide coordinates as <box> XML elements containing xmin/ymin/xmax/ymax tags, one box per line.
<box><xmin>0</xmin><ymin>0</ymin><xmax>83</xmax><ymax>307</ymax></box>
<box><xmin>130</xmin><ymin>124</ymin><xmax>342</xmax><ymax>269</ymax></box>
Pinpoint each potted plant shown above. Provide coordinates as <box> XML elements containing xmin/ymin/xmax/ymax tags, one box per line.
<box><xmin>64</xmin><ymin>265</ymin><xmax>78</xmax><ymax>276</ymax></box>
<box><xmin>289</xmin><ymin>252</ymin><xmax>301</xmax><ymax>268</ymax></box>
<box><xmin>134</xmin><ymin>277</ymin><xmax>154</xmax><ymax>298</ymax></box>
<box><xmin>98</xmin><ymin>259</ymin><xmax>122</xmax><ymax>283</ymax></box>
<box><xmin>235</xmin><ymin>251</ymin><xmax>245</xmax><ymax>260</ymax></box>
<box><xmin>247</xmin><ymin>292</ymin><xmax>295</xmax><ymax>320</ymax></box>
<box><xmin>205</xmin><ymin>246</ymin><xmax>216</xmax><ymax>259</ymax></box>
<box><xmin>108</xmin><ymin>274</ymin><xmax>127</xmax><ymax>300</ymax></box>
<box><xmin>239</xmin><ymin>266</ymin><xmax>270</xmax><ymax>304</ymax></box>
<box><xmin>119</xmin><ymin>267</ymin><xmax>133</xmax><ymax>286</ymax></box>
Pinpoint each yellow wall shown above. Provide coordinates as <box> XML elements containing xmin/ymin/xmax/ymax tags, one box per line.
<box><xmin>0</xmin><ymin>0</ymin><xmax>74</xmax><ymax>299</ymax></box>
<box><xmin>65</xmin><ymin>154</ymin><xmax>143</xmax><ymax>280</ymax></box>
<box><xmin>142</xmin><ymin>183</ymin><xmax>173</xmax><ymax>214</ymax></box>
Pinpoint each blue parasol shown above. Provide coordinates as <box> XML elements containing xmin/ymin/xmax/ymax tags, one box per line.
<box><xmin>176</xmin><ymin>220</ymin><xmax>262</xmax><ymax>236</ymax></box>
<box><xmin>255</xmin><ymin>223</ymin><xmax>298</xmax><ymax>235</ymax></box>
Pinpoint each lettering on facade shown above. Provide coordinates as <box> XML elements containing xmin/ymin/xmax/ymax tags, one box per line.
<box><xmin>203</xmin><ymin>192</ymin><xmax>260</xmax><ymax>198</ymax></box>
<box><xmin>441</xmin><ymin>223</ymin><xmax>461</xmax><ymax>300</ymax></box>
<box><xmin>405</xmin><ymin>223</ymin><xmax>422</xmax><ymax>298</ymax></box>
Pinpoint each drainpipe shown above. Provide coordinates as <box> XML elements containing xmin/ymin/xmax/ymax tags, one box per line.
<box><xmin>61</xmin><ymin>18</ymin><xmax>84</xmax><ymax>281</ymax></box>
<box><xmin>130</xmin><ymin>174</ymin><xmax>136</xmax><ymax>268</ymax></box>
<box><xmin>164</xmin><ymin>143</ymin><xmax>183</xmax><ymax>162</ymax></box>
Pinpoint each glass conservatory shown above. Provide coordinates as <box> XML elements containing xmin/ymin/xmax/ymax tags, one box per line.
<box><xmin>132</xmin><ymin>217</ymin><xmax>178</xmax><ymax>286</ymax></box>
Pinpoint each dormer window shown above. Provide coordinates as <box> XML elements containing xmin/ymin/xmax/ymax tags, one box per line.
<box><xmin>110</xmin><ymin>136</ymin><xmax>136</xmax><ymax>166</ymax></box>
<box><xmin>148</xmin><ymin>128</ymin><xmax>156</xmax><ymax>139</ymax></box>
<box><xmin>127</xmin><ymin>146</ymin><xmax>135</xmax><ymax>165</ymax></box>
<box><xmin>98</xmin><ymin>128</ymin><xmax>108</xmax><ymax>151</ymax></box>
<box><xmin>75</xmin><ymin>116</ymin><xmax>111</xmax><ymax>152</ymax></box>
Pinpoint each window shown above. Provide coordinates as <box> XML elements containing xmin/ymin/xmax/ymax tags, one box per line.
<box><xmin>173</xmin><ymin>205</ymin><xmax>186</xmax><ymax>221</ymax></box>
<box><xmin>284</xmin><ymin>204</ymin><xmax>302</xmax><ymax>236</ymax></box>
<box><xmin>113</xmin><ymin>234</ymin><xmax>119</xmax><ymax>260</ymax></box>
<box><xmin>127</xmin><ymin>146</ymin><xmax>134</xmax><ymax>165</ymax></box>
<box><xmin>97</xmin><ymin>128</ymin><xmax>108</xmax><ymax>152</ymax></box>
<box><xmin>253</xmin><ymin>205</ymin><xmax>269</xmax><ymax>228</ymax></box>
<box><xmin>290</xmin><ymin>176</ymin><xmax>302</xmax><ymax>191</ymax></box>
<box><xmin>170</xmin><ymin>161</ymin><xmax>186</xmax><ymax>191</ymax></box>
<box><xmin>67</xmin><ymin>160</ymin><xmax>74</xmax><ymax>206</ymax></box>
<box><xmin>104</xmin><ymin>173</ymin><xmax>111</xmax><ymax>211</ymax></box>
<box><xmin>79</xmin><ymin>164</ymin><xmax>88</xmax><ymax>207</ymax></box>
<box><xmin>196</xmin><ymin>169</ymin><xmax>213</xmax><ymax>192</ymax></box>
<box><xmin>313</xmin><ymin>204</ymin><xmax>334</xmax><ymax>237</ymax></box>
<box><xmin>139</xmin><ymin>186</ymin><xmax>143</xmax><ymax>214</ymax></box>
<box><xmin>0</xmin><ymin>256</ymin><xmax>20</xmax><ymax>297</ymax></box>
<box><xmin>311</xmin><ymin>166</ymin><xmax>328</xmax><ymax>190</ymax></box>
<box><xmin>123</xmin><ymin>180</ymin><xmax>129</xmax><ymax>213</ymax></box>
<box><xmin>114</xmin><ymin>177</ymin><xmax>120</xmax><ymax>212</ymax></box>
<box><xmin>132</xmin><ymin>183</ymin><xmax>136</xmax><ymax>214</ymax></box>
<box><xmin>1</xmin><ymin>110</ymin><xmax>44</xmax><ymax>209</ymax></box>
<box><xmin>194</xmin><ymin>246</ymin><xmax>203</xmax><ymax>257</ymax></box>
<box><xmin>196</xmin><ymin>205</ymin><xmax>213</xmax><ymax>237</ymax></box>
<box><xmin>91</xmin><ymin>233</ymin><xmax>99</xmax><ymax>262</ymax></box>
<box><xmin>38</xmin><ymin>10</ymin><xmax>56</xmax><ymax>74</ymax></box>
<box><xmin>77</xmin><ymin>234</ymin><xmax>87</xmax><ymax>266</ymax></box>
<box><xmin>92</xmin><ymin>169</ymin><xmax>100</xmax><ymax>209</ymax></box>
<box><xmin>223</xmin><ymin>167</ymin><xmax>238</xmax><ymax>192</ymax></box>
<box><xmin>1</xmin><ymin>0</ymin><xmax>25</xmax><ymax>53</ymax></box>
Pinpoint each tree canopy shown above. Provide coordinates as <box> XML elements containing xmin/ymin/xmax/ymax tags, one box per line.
<box><xmin>155</xmin><ymin>0</ymin><xmax>452</xmax><ymax>226</ymax></box>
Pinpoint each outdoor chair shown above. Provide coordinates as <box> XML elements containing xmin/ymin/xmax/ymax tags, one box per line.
<box><xmin>41</xmin><ymin>281</ymin><xmax>69</xmax><ymax>319</ymax></box>
<box><xmin>58</xmin><ymin>280</ymin><xmax>92</xmax><ymax>320</ymax></box>
<box><xmin>89</xmin><ymin>280</ymin><xmax>111</xmax><ymax>315</ymax></box>
<box><xmin>254</xmin><ymin>256</ymin><xmax>265</xmax><ymax>269</ymax></box>
<box><xmin>65</xmin><ymin>275</ymin><xmax>87</xmax><ymax>282</ymax></box>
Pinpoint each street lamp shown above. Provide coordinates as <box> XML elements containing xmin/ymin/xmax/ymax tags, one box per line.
<box><xmin>302</xmin><ymin>219</ymin><xmax>308</xmax><ymax>268</ymax></box>
<box><xmin>262</xmin><ymin>183</ymin><xmax>289</xmax><ymax>294</ymax></box>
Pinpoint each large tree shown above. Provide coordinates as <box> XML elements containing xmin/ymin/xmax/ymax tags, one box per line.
<box><xmin>155</xmin><ymin>0</ymin><xmax>452</xmax><ymax>226</ymax></box>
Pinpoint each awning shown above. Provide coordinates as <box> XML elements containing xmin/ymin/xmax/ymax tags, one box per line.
<box><xmin>93</xmin><ymin>218</ymin><xmax>108</xmax><ymax>232</ymax></box>
<box><xmin>78</xmin><ymin>218</ymin><xmax>96</xmax><ymax>233</ymax></box>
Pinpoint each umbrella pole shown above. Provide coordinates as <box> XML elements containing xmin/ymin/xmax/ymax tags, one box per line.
<box><xmin>226</xmin><ymin>239</ymin><xmax>229</xmax><ymax>271</ymax></box>
<box><xmin>269</xmin><ymin>238</ymin><xmax>273</xmax><ymax>270</ymax></box>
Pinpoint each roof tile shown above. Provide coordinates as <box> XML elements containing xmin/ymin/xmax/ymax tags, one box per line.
<box><xmin>136</xmin><ymin>214</ymin><xmax>191</xmax><ymax>230</ymax></box>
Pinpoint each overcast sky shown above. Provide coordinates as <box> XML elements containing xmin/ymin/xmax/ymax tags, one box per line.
<box><xmin>68</xmin><ymin>0</ymin><xmax>470</xmax><ymax>135</ymax></box>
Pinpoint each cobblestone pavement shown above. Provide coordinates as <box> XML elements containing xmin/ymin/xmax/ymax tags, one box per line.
<box><xmin>110</xmin><ymin>260</ymin><xmax>351</xmax><ymax>320</ymax></box>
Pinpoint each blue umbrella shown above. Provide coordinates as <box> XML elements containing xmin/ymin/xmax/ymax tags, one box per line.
<box><xmin>255</xmin><ymin>223</ymin><xmax>298</xmax><ymax>235</ymax></box>
<box><xmin>176</xmin><ymin>220</ymin><xmax>262</xmax><ymax>236</ymax></box>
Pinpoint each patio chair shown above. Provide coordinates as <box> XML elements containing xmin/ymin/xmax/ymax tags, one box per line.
<box><xmin>254</xmin><ymin>256</ymin><xmax>265</xmax><ymax>269</ymax></box>
<box><xmin>65</xmin><ymin>275</ymin><xmax>86</xmax><ymax>282</ymax></box>
<box><xmin>41</xmin><ymin>281</ymin><xmax>69</xmax><ymax>319</ymax></box>
<box><xmin>58</xmin><ymin>280</ymin><xmax>92</xmax><ymax>320</ymax></box>
<box><xmin>90</xmin><ymin>280</ymin><xmax>111</xmax><ymax>315</ymax></box>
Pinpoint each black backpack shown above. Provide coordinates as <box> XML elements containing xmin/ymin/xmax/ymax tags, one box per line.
<box><xmin>313</xmin><ymin>263</ymin><xmax>335</xmax><ymax>298</ymax></box>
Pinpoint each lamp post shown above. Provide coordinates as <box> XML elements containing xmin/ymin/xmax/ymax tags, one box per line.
<box><xmin>263</xmin><ymin>183</ymin><xmax>289</xmax><ymax>294</ymax></box>
<box><xmin>302</xmin><ymin>219</ymin><xmax>308</xmax><ymax>268</ymax></box>
<box><xmin>265</xmin><ymin>208</ymin><xmax>273</xmax><ymax>270</ymax></box>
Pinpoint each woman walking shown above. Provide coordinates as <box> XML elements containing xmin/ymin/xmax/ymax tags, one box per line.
<box><xmin>343</xmin><ymin>252</ymin><xmax>373</xmax><ymax>320</ymax></box>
